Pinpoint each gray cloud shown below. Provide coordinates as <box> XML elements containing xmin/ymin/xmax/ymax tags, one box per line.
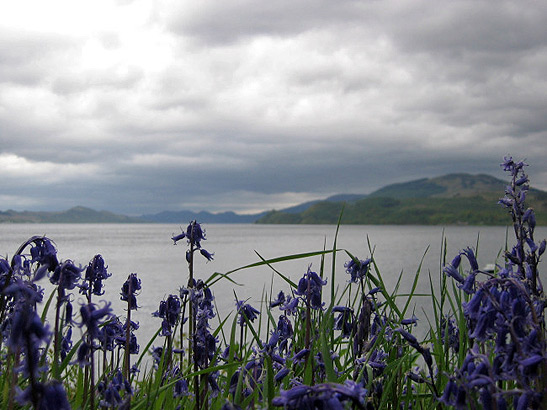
<box><xmin>0</xmin><ymin>0</ymin><xmax>546</xmax><ymax>215</ymax></box>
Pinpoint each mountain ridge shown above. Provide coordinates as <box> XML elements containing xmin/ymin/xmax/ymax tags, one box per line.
<box><xmin>256</xmin><ymin>173</ymin><xmax>547</xmax><ymax>225</ymax></box>
<box><xmin>1</xmin><ymin>173</ymin><xmax>545</xmax><ymax>224</ymax></box>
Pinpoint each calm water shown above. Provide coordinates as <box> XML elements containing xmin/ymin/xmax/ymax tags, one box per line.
<box><xmin>1</xmin><ymin>223</ymin><xmax>545</xmax><ymax>343</ymax></box>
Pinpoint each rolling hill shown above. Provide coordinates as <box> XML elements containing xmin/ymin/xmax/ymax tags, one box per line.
<box><xmin>256</xmin><ymin>173</ymin><xmax>547</xmax><ymax>225</ymax></box>
<box><xmin>1</xmin><ymin>173</ymin><xmax>545</xmax><ymax>225</ymax></box>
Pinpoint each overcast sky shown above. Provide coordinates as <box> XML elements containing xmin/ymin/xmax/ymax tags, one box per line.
<box><xmin>1</xmin><ymin>0</ymin><xmax>546</xmax><ymax>215</ymax></box>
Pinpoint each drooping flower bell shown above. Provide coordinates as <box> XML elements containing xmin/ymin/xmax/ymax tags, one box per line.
<box><xmin>295</xmin><ymin>265</ymin><xmax>326</xmax><ymax>310</ymax></box>
<box><xmin>171</xmin><ymin>221</ymin><xmax>214</xmax><ymax>262</ymax></box>
<box><xmin>120</xmin><ymin>273</ymin><xmax>141</xmax><ymax>310</ymax></box>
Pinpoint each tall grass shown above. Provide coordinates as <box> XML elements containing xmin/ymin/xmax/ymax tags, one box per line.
<box><xmin>0</xmin><ymin>156</ymin><xmax>545</xmax><ymax>409</ymax></box>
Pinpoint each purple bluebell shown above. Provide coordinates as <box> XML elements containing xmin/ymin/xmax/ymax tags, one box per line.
<box><xmin>440</xmin><ymin>315</ymin><xmax>460</xmax><ymax>353</ymax></box>
<box><xmin>461</xmin><ymin>247</ymin><xmax>479</xmax><ymax>272</ymax></box>
<box><xmin>3</xmin><ymin>278</ymin><xmax>44</xmax><ymax>305</ymax></box>
<box><xmin>333</xmin><ymin>306</ymin><xmax>354</xmax><ymax>338</ymax></box>
<box><xmin>153</xmin><ymin>294</ymin><xmax>181</xmax><ymax>336</ymax></box>
<box><xmin>443</xmin><ymin>264</ymin><xmax>464</xmax><ymax>283</ymax></box>
<box><xmin>79</xmin><ymin>302</ymin><xmax>112</xmax><ymax>340</ymax></box>
<box><xmin>120</xmin><ymin>273</ymin><xmax>141</xmax><ymax>310</ymax></box>
<box><xmin>295</xmin><ymin>266</ymin><xmax>326</xmax><ymax>310</ymax></box>
<box><xmin>401</xmin><ymin>314</ymin><xmax>418</xmax><ymax>326</ymax></box>
<box><xmin>279</xmin><ymin>295</ymin><xmax>299</xmax><ymax>316</ymax></box>
<box><xmin>17</xmin><ymin>381</ymin><xmax>71</xmax><ymax>410</ymax></box>
<box><xmin>221</xmin><ymin>401</ymin><xmax>243</xmax><ymax>410</ymax></box>
<box><xmin>75</xmin><ymin>340</ymin><xmax>91</xmax><ymax>366</ymax></box>
<box><xmin>101</xmin><ymin>317</ymin><xmax>124</xmax><ymax>351</ymax></box>
<box><xmin>236</xmin><ymin>299</ymin><xmax>260</xmax><ymax>326</ymax></box>
<box><xmin>199</xmin><ymin>248</ymin><xmax>214</xmax><ymax>261</ymax></box>
<box><xmin>150</xmin><ymin>346</ymin><xmax>163</xmax><ymax>368</ymax></box>
<box><xmin>49</xmin><ymin>260</ymin><xmax>82</xmax><ymax>291</ymax></box>
<box><xmin>272</xmin><ymin>380</ymin><xmax>367</xmax><ymax>409</ymax></box>
<box><xmin>28</xmin><ymin>236</ymin><xmax>59</xmax><ymax>272</ymax></box>
<box><xmin>98</xmin><ymin>369</ymin><xmax>131</xmax><ymax>407</ymax></box>
<box><xmin>172</xmin><ymin>221</ymin><xmax>213</xmax><ymax>262</ymax></box>
<box><xmin>274</xmin><ymin>367</ymin><xmax>290</xmax><ymax>383</ymax></box>
<box><xmin>190</xmin><ymin>281</ymin><xmax>218</xmax><ymax>370</ymax></box>
<box><xmin>344</xmin><ymin>257</ymin><xmax>371</xmax><ymax>283</ymax></box>
<box><xmin>173</xmin><ymin>377</ymin><xmax>189</xmax><ymax>398</ymax></box>
<box><xmin>459</xmin><ymin>271</ymin><xmax>477</xmax><ymax>294</ymax></box>
<box><xmin>60</xmin><ymin>327</ymin><xmax>73</xmax><ymax>361</ymax></box>
<box><xmin>84</xmin><ymin>254</ymin><xmax>111</xmax><ymax>296</ymax></box>
<box><xmin>270</xmin><ymin>290</ymin><xmax>286</xmax><ymax>308</ymax></box>
<box><xmin>276</xmin><ymin>315</ymin><xmax>294</xmax><ymax>353</ymax></box>
<box><xmin>291</xmin><ymin>348</ymin><xmax>310</xmax><ymax>364</ymax></box>
<box><xmin>7</xmin><ymin>303</ymin><xmax>50</xmax><ymax>351</ymax></box>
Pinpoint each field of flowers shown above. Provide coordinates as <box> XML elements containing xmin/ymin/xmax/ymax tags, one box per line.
<box><xmin>0</xmin><ymin>156</ymin><xmax>545</xmax><ymax>409</ymax></box>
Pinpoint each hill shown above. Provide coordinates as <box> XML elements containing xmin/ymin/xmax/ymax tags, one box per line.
<box><xmin>256</xmin><ymin>173</ymin><xmax>547</xmax><ymax>225</ymax></box>
<box><xmin>0</xmin><ymin>206</ymin><xmax>143</xmax><ymax>223</ymax></box>
<box><xmin>139</xmin><ymin>210</ymin><xmax>266</xmax><ymax>223</ymax></box>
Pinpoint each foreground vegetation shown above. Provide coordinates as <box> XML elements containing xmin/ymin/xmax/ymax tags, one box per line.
<box><xmin>0</xmin><ymin>156</ymin><xmax>545</xmax><ymax>409</ymax></box>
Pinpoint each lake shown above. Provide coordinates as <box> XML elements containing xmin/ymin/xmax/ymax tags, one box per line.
<box><xmin>1</xmin><ymin>223</ymin><xmax>545</xmax><ymax>345</ymax></box>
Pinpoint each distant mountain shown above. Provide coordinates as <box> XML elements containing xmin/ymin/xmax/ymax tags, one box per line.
<box><xmin>279</xmin><ymin>194</ymin><xmax>365</xmax><ymax>214</ymax></box>
<box><xmin>140</xmin><ymin>210</ymin><xmax>266</xmax><ymax>224</ymax></box>
<box><xmin>256</xmin><ymin>173</ymin><xmax>547</xmax><ymax>225</ymax></box>
<box><xmin>1</xmin><ymin>173</ymin><xmax>545</xmax><ymax>225</ymax></box>
<box><xmin>0</xmin><ymin>206</ymin><xmax>143</xmax><ymax>223</ymax></box>
<box><xmin>367</xmin><ymin>173</ymin><xmax>507</xmax><ymax>199</ymax></box>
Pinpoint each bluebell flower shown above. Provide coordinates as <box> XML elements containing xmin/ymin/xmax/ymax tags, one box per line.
<box><xmin>39</xmin><ymin>381</ymin><xmax>71</xmax><ymax>410</ymax></box>
<box><xmin>98</xmin><ymin>369</ymin><xmax>131</xmax><ymax>408</ymax></box>
<box><xmin>118</xmin><ymin>332</ymin><xmax>140</xmax><ymax>355</ymax></box>
<box><xmin>150</xmin><ymin>346</ymin><xmax>163</xmax><ymax>368</ymax></box>
<box><xmin>60</xmin><ymin>327</ymin><xmax>73</xmax><ymax>361</ymax></box>
<box><xmin>276</xmin><ymin>315</ymin><xmax>294</xmax><ymax>353</ymax></box>
<box><xmin>120</xmin><ymin>273</ymin><xmax>141</xmax><ymax>310</ymax></box>
<box><xmin>279</xmin><ymin>295</ymin><xmax>299</xmax><ymax>316</ymax></box>
<box><xmin>220</xmin><ymin>401</ymin><xmax>243</xmax><ymax>410</ymax></box>
<box><xmin>79</xmin><ymin>302</ymin><xmax>112</xmax><ymax>340</ymax></box>
<box><xmin>7</xmin><ymin>303</ymin><xmax>50</xmax><ymax>351</ymax></box>
<box><xmin>274</xmin><ymin>367</ymin><xmax>290</xmax><ymax>383</ymax></box>
<box><xmin>49</xmin><ymin>260</ymin><xmax>82</xmax><ymax>291</ymax></box>
<box><xmin>84</xmin><ymin>254</ymin><xmax>111</xmax><ymax>296</ymax></box>
<box><xmin>443</xmin><ymin>264</ymin><xmax>464</xmax><ymax>284</ymax></box>
<box><xmin>270</xmin><ymin>290</ymin><xmax>286</xmax><ymax>308</ymax></box>
<box><xmin>272</xmin><ymin>380</ymin><xmax>367</xmax><ymax>409</ymax></box>
<box><xmin>459</xmin><ymin>271</ymin><xmax>477</xmax><ymax>294</ymax></box>
<box><xmin>75</xmin><ymin>341</ymin><xmax>91</xmax><ymax>366</ymax></box>
<box><xmin>101</xmin><ymin>317</ymin><xmax>124</xmax><ymax>351</ymax></box>
<box><xmin>295</xmin><ymin>265</ymin><xmax>326</xmax><ymax>310</ymax></box>
<box><xmin>440</xmin><ymin>315</ymin><xmax>460</xmax><ymax>353</ymax></box>
<box><xmin>344</xmin><ymin>257</ymin><xmax>371</xmax><ymax>283</ymax></box>
<box><xmin>401</xmin><ymin>314</ymin><xmax>418</xmax><ymax>326</ymax></box>
<box><xmin>4</xmin><ymin>278</ymin><xmax>44</xmax><ymax>305</ymax></box>
<box><xmin>28</xmin><ymin>236</ymin><xmax>59</xmax><ymax>272</ymax></box>
<box><xmin>333</xmin><ymin>306</ymin><xmax>354</xmax><ymax>338</ymax></box>
<box><xmin>17</xmin><ymin>381</ymin><xmax>71</xmax><ymax>410</ymax></box>
<box><xmin>396</xmin><ymin>327</ymin><xmax>419</xmax><ymax>349</ymax></box>
<box><xmin>173</xmin><ymin>377</ymin><xmax>189</xmax><ymax>398</ymax></box>
<box><xmin>199</xmin><ymin>248</ymin><xmax>214</xmax><ymax>261</ymax></box>
<box><xmin>153</xmin><ymin>294</ymin><xmax>181</xmax><ymax>336</ymax></box>
<box><xmin>461</xmin><ymin>247</ymin><xmax>479</xmax><ymax>272</ymax></box>
<box><xmin>236</xmin><ymin>299</ymin><xmax>260</xmax><ymax>326</ymax></box>
<box><xmin>291</xmin><ymin>348</ymin><xmax>310</xmax><ymax>364</ymax></box>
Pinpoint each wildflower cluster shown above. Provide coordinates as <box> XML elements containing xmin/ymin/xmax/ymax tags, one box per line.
<box><xmin>441</xmin><ymin>156</ymin><xmax>546</xmax><ymax>409</ymax></box>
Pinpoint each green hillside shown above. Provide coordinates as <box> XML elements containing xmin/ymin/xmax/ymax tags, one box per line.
<box><xmin>0</xmin><ymin>206</ymin><xmax>143</xmax><ymax>223</ymax></box>
<box><xmin>257</xmin><ymin>174</ymin><xmax>547</xmax><ymax>225</ymax></box>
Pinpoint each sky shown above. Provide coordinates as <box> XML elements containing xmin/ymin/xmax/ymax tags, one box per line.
<box><xmin>1</xmin><ymin>0</ymin><xmax>546</xmax><ymax>216</ymax></box>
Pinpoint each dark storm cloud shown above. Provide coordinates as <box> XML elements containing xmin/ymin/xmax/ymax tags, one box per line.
<box><xmin>0</xmin><ymin>0</ymin><xmax>546</xmax><ymax>215</ymax></box>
